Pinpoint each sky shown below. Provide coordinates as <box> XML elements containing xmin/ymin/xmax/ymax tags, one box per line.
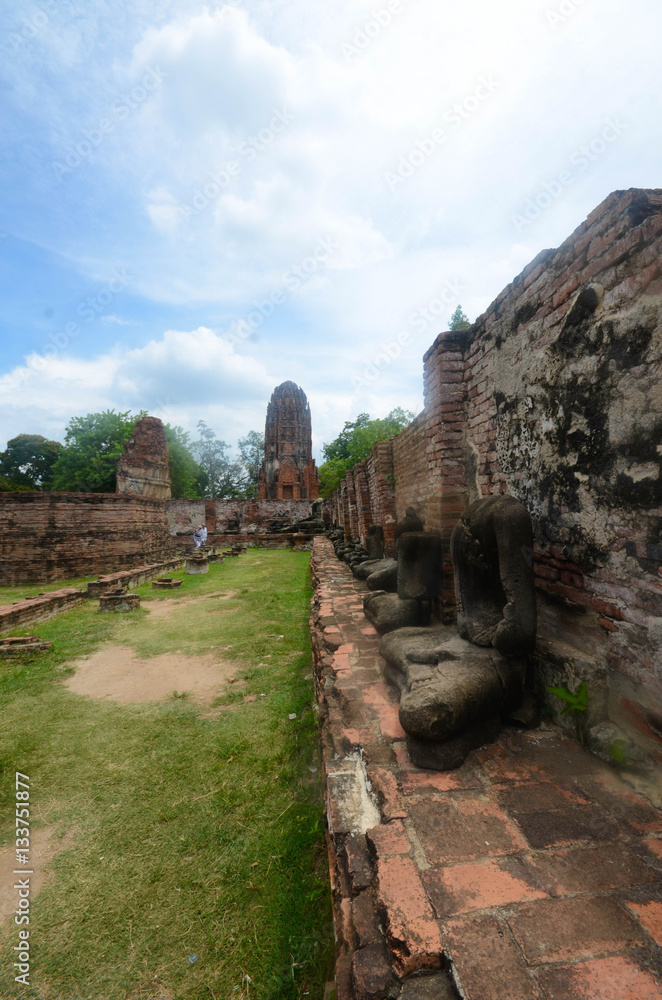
<box><xmin>0</xmin><ymin>0</ymin><xmax>660</xmax><ymax>461</ymax></box>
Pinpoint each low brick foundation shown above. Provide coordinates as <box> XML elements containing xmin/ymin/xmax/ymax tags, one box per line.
<box><xmin>311</xmin><ymin>538</ymin><xmax>662</xmax><ymax>1000</ymax></box>
<box><xmin>0</xmin><ymin>588</ymin><xmax>84</xmax><ymax>635</ymax></box>
<box><xmin>85</xmin><ymin>557</ymin><xmax>185</xmax><ymax>597</ymax></box>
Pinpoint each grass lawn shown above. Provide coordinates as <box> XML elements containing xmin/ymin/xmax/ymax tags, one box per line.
<box><xmin>0</xmin><ymin>550</ymin><xmax>334</xmax><ymax>1000</ymax></box>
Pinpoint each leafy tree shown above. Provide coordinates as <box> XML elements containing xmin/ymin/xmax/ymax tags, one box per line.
<box><xmin>318</xmin><ymin>408</ymin><xmax>415</xmax><ymax>497</ymax></box>
<box><xmin>238</xmin><ymin>430</ymin><xmax>265</xmax><ymax>499</ymax></box>
<box><xmin>51</xmin><ymin>410</ymin><xmax>139</xmax><ymax>492</ymax></box>
<box><xmin>0</xmin><ymin>434</ymin><xmax>62</xmax><ymax>490</ymax></box>
<box><xmin>449</xmin><ymin>305</ymin><xmax>472</xmax><ymax>331</ymax></box>
<box><xmin>164</xmin><ymin>425</ymin><xmax>206</xmax><ymax>498</ymax></box>
<box><xmin>0</xmin><ymin>475</ymin><xmax>33</xmax><ymax>492</ymax></box>
<box><xmin>192</xmin><ymin>421</ymin><xmax>245</xmax><ymax>498</ymax></box>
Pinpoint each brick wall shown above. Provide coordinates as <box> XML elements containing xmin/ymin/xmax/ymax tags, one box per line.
<box><xmin>165</xmin><ymin>498</ymin><xmax>320</xmax><ymax>540</ymax></box>
<box><xmin>329</xmin><ymin>188</ymin><xmax>662</xmax><ymax>764</ymax></box>
<box><xmin>0</xmin><ymin>493</ymin><xmax>174</xmax><ymax>585</ymax></box>
<box><xmin>392</xmin><ymin>411</ymin><xmax>430</xmax><ymax>522</ymax></box>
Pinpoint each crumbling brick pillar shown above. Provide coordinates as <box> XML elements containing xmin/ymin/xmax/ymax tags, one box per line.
<box><xmin>368</xmin><ymin>442</ymin><xmax>397</xmax><ymax>555</ymax></box>
<box><xmin>345</xmin><ymin>469</ymin><xmax>359</xmax><ymax>540</ymax></box>
<box><xmin>354</xmin><ymin>460</ymin><xmax>373</xmax><ymax>547</ymax></box>
<box><xmin>423</xmin><ymin>330</ymin><xmax>470</xmax><ymax>618</ymax></box>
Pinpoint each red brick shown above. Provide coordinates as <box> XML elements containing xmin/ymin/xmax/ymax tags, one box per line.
<box><xmin>398</xmin><ymin>768</ymin><xmax>480</xmax><ymax>795</ymax></box>
<box><xmin>443</xmin><ymin>915</ymin><xmax>538</xmax><ymax>1000</ymax></box>
<box><xmin>351</xmin><ymin>889</ymin><xmax>383</xmax><ymax>948</ymax></box>
<box><xmin>527</xmin><ymin>842</ymin><xmax>657</xmax><ymax>895</ymax></box>
<box><xmin>376</xmin><ymin>855</ymin><xmax>443</xmax><ymax>976</ymax></box>
<box><xmin>454</xmin><ymin>796</ymin><xmax>528</xmax><ymax>855</ymax></box>
<box><xmin>351</xmin><ymin>942</ymin><xmax>394</xmax><ymax>999</ymax></box>
<box><xmin>408</xmin><ymin>799</ymin><xmax>479</xmax><ymax>865</ymax></box>
<box><xmin>424</xmin><ymin>859</ymin><xmax>547</xmax><ymax>917</ymax></box>
<box><xmin>366</xmin><ymin>821</ymin><xmax>411</xmax><ymax>857</ymax></box>
<box><xmin>366</xmin><ymin>767</ymin><xmax>407</xmax><ymax>821</ymax></box>
<box><xmin>537</xmin><ymin>955</ymin><xmax>662</xmax><ymax>1000</ymax></box>
<box><xmin>508</xmin><ymin>896</ymin><xmax>645</xmax><ymax>964</ymax></box>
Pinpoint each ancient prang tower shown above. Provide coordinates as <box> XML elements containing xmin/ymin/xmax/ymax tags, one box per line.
<box><xmin>116</xmin><ymin>416</ymin><xmax>172</xmax><ymax>500</ymax></box>
<box><xmin>258</xmin><ymin>381</ymin><xmax>319</xmax><ymax>500</ymax></box>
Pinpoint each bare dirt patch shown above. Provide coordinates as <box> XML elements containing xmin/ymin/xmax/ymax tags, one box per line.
<box><xmin>0</xmin><ymin>826</ymin><xmax>75</xmax><ymax>923</ymax></box>
<box><xmin>142</xmin><ymin>590</ymin><xmax>237</xmax><ymax>621</ymax></box>
<box><xmin>63</xmin><ymin>646</ymin><xmax>241</xmax><ymax>705</ymax></box>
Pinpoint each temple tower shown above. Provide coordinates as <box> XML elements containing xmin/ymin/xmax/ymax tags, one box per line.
<box><xmin>258</xmin><ymin>382</ymin><xmax>319</xmax><ymax>500</ymax></box>
<box><xmin>116</xmin><ymin>416</ymin><xmax>172</xmax><ymax>500</ymax></box>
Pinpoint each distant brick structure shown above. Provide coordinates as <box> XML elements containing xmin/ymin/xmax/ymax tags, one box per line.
<box><xmin>116</xmin><ymin>416</ymin><xmax>171</xmax><ymax>500</ymax></box>
<box><xmin>258</xmin><ymin>381</ymin><xmax>319</xmax><ymax>500</ymax></box>
<box><xmin>0</xmin><ymin>493</ymin><xmax>174</xmax><ymax>585</ymax></box>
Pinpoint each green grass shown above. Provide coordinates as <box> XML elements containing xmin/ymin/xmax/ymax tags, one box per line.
<box><xmin>0</xmin><ymin>552</ymin><xmax>334</xmax><ymax>1000</ymax></box>
<box><xmin>0</xmin><ymin>575</ymin><xmax>97</xmax><ymax>607</ymax></box>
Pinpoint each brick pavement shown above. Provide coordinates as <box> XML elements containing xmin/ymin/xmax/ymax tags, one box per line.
<box><xmin>311</xmin><ymin>537</ymin><xmax>662</xmax><ymax>1000</ymax></box>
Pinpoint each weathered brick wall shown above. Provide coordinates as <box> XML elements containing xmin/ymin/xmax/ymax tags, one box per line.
<box><xmin>165</xmin><ymin>498</ymin><xmax>318</xmax><ymax>539</ymax></box>
<box><xmin>330</xmin><ymin>188</ymin><xmax>662</xmax><ymax>764</ymax></box>
<box><xmin>0</xmin><ymin>493</ymin><xmax>174</xmax><ymax>585</ymax></box>
<box><xmin>392</xmin><ymin>411</ymin><xmax>430</xmax><ymax>522</ymax></box>
<box><xmin>426</xmin><ymin>188</ymin><xmax>662</xmax><ymax>763</ymax></box>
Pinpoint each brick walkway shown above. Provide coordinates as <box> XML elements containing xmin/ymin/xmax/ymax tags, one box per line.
<box><xmin>311</xmin><ymin>538</ymin><xmax>662</xmax><ymax>1000</ymax></box>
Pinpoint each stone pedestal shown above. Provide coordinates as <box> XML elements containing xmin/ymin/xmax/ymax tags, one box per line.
<box><xmin>152</xmin><ymin>578</ymin><xmax>183</xmax><ymax>590</ymax></box>
<box><xmin>185</xmin><ymin>554</ymin><xmax>209</xmax><ymax>575</ymax></box>
<box><xmin>99</xmin><ymin>589</ymin><xmax>140</xmax><ymax>612</ymax></box>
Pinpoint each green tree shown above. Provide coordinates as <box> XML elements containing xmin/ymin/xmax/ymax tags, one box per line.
<box><xmin>51</xmin><ymin>410</ymin><xmax>139</xmax><ymax>492</ymax></box>
<box><xmin>238</xmin><ymin>430</ymin><xmax>265</xmax><ymax>499</ymax></box>
<box><xmin>192</xmin><ymin>421</ymin><xmax>245</xmax><ymax>498</ymax></box>
<box><xmin>164</xmin><ymin>425</ymin><xmax>206</xmax><ymax>498</ymax></box>
<box><xmin>318</xmin><ymin>407</ymin><xmax>415</xmax><ymax>497</ymax></box>
<box><xmin>0</xmin><ymin>434</ymin><xmax>62</xmax><ymax>490</ymax></box>
<box><xmin>449</xmin><ymin>305</ymin><xmax>472</xmax><ymax>331</ymax></box>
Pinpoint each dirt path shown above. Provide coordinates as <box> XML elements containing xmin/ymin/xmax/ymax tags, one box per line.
<box><xmin>141</xmin><ymin>590</ymin><xmax>237</xmax><ymax>620</ymax></box>
<box><xmin>63</xmin><ymin>646</ymin><xmax>240</xmax><ymax>704</ymax></box>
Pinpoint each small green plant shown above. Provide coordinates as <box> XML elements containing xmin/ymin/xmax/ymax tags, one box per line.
<box><xmin>609</xmin><ymin>738</ymin><xmax>629</xmax><ymax>764</ymax></box>
<box><xmin>547</xmin><ymin>680</ymin><xmax>588</xmax><ymax>746</ymax></box>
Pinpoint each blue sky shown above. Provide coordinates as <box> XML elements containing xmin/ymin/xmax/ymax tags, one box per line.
<box><xmin>1</xmin><ymin>0</ymin><xmax>660</xmax><ymax>460</ymax></box>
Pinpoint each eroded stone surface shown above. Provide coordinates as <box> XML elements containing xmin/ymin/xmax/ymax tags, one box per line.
<box><xmin>258</xmin><ymin>381</ymin><xmax>319</xmax><ymax>500</ymax></box>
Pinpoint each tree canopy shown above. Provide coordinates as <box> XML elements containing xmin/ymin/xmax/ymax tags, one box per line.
<box><xmin>163</xmin><ymin>425</ymin><xmax>206</xmax><ymax>498</ymax></box>
<box><xmin>1</xmin><ymin>412</ymin><xmax>264</xmax><ymax>499</ymax></box>
<box><xmin>0</xmin><ymin>434</ymin><xmax>62</xmax><ymax>490</ymax></box>
<box><xmin>50</xmin><ymin>410</ymin><xmax>139</xmax><ymax>493</ymax></box>
<box><xmin>318</xmin><ymin>407</ymin><xmax>414</xmax><ymax>497</ymax></box>
<box><xmin>449</xmin><ymin>305</ymin><xmax>472</xmax><ymax>331</ymax></box>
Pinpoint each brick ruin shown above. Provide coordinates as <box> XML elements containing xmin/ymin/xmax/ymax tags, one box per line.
<box><xmin>0</xmin><ymin>397</ymin><xmax>324</xmax><ymax>585</ymax></box>
<box><xmin>329</xmin><ymin>187</ymin><xmax>662</xmax><ymax>775</ymax></box>
<box><xmin>116</xmin><ymin>415</ymin><xmax>172</xmax><ymax>500</ymax></box>
<box><xmin>258</xmin><ymin>380</ymin><xmax>319</xmax><ymax>499</ymax></box>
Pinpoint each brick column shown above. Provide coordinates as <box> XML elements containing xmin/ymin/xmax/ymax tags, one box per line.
<box><xmin>423</xmin><ymin>330</ymin><xmax>470</xmax><ymax>619</ymax></box>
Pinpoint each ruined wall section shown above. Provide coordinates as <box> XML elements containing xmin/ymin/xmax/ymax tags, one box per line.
<box><xmin>427</xmin><ymin>187</ymin><xmax>662</xmax><ymax>760</ymax></box>
<box><xmin>392</xmin><ymin>412</ymin><xmax>430</xmax><ymax>522</ymax></box>
<box><xmin>0</xmin><ymin>493</ymin><xmax>174</xmax><ymax>585</ymax></box>
<box><xmin>166</xmin><ymin>498</ymin><xmax>317</xmax><ymax>540</ymax></box>
<box><xmin>116</xmin><ymin>415</ymin><xmax>171</xmax><ymax>500</ymax></box>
